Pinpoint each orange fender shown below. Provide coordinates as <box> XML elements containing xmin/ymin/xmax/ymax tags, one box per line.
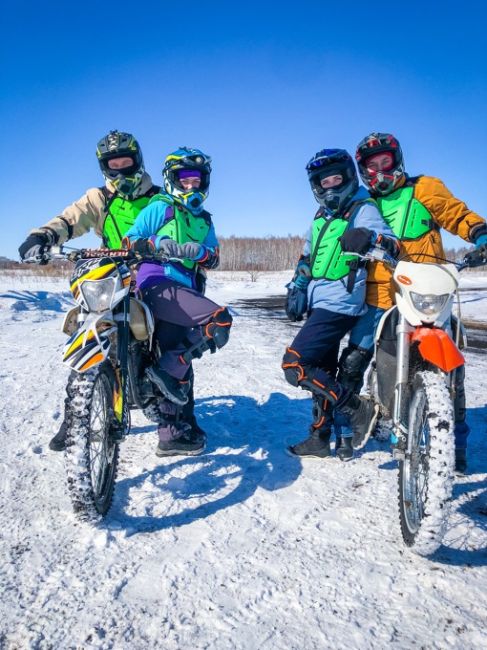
<box><xmin>410</xmin><ymin>327</ymin><xmax>464</xmax><ymax>373</ymax></box>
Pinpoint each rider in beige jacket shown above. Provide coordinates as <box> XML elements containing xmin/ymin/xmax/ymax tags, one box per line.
<box><xmin>18</xmin><ymin>131</ymin><xmax>205</xmax><ymax>455</ymax></box>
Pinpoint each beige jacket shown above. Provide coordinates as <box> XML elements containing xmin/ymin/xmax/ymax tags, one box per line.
<box><xmin>30</xmin><ymin>173</ymin><xmax>156</xmax><ymax>243</ymax></box>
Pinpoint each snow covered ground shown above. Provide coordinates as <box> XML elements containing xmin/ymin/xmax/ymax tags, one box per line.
<box><xmin>0</xmin><ymin>270</ymin><xmax>486</xmax><ymax>649</ymax></box>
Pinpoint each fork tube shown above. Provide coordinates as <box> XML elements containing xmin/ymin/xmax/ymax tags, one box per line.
<box><xmin>117</xmin><ymin>294</ymin><xmax>131</xmax><ymax>414</ymax></box>
<box><xmin>393</xmin><ymin>314</ymin><xmax>412</xmax><ymax>431</ymax></box>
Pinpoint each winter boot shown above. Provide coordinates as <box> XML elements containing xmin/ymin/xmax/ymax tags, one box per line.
<box><xmin>181</xmin><ymin>380</ymin><xmax>207</xmax><ymax>445</ymax></box>
<box><xmin>49</xmin><ymin>419</ymin><xmax>69</xmax><ymax>452</ymax></box>
<box><xmin>146</xmin><ymin>365</ymin><xmax>189</xmax><ymax>406</ymax></box>
<box><xmin>156</xmin><ymin>424</ymin><xmax>205</xmax><ymax>457</ymax></box>
<box><xmin>186</xmin><ymin>415</ymin><xmax>207</xmax><ymax>445</ymax></box>
<box><xmin>455</xmin><ymin>448</ymin><xmax>467</xmax><ymax>474</ymax></box>
<box><xmin>335</xmin><ymin>436</ymin><xmax>353</xmax><ymax>461</ymax></box>
<box><xmin>288</xmin><ymin>427</ymin><xmax>332</xmax><ymax>458</ymax></box>
<box><xmin>338</xmin><ymin>394</ymin><xmax>379</xmax><ymax>450</ymax></box>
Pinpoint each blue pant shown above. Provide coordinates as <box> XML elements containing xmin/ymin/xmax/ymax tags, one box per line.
<box><xmin>349</xmin><ymin>304</ymin><xmax>386</xmax><ymax>351</ymax></box>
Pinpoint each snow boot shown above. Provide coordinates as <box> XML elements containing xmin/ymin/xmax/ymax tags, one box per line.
<box><xmin>187</xmin><ymin>416</ymin><xmax>207</xmax><ymax>445</ymax></box>
<box><xmin>455</xmin><ymin>448</ymin><xmax>467</xmax><ymax>474</ymax></box>
<box><xmin>49</xmin><ymin>419</ymin><xmax>69</xmax><ymax>452</ymax></box>
<box><xmin>338</xmin><ymin>394</ymin><xmax>379</xmax><ymax>450</ymax></box>
<box><xmin>288</xmin><ymin>427</ymin><xmax>332</xmax><ymax>458</ymax></box>
<box><xmin>156</xmin><ymin>428</ymin><xmax>205</xmax><ymax>457</ymax></box>
<box><xmin>335</xmin><ymin>436</ymin><xmax>353</xmax><ymax>461</ymax></box>
<box><xmin>146</xmin><ymin>365</ymin><xmax>189</xmax><ymax>406</ymax></box>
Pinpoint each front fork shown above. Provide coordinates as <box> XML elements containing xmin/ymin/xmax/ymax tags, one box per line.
<box><xmin>391</xmin><ymin>314</ymin><xmax>412</xmax><ymax>457</ymax></box>
<box><xmin>112</xmin><ymin>294</ymin><xmax>131</xmax><ymax>437</ymax></box>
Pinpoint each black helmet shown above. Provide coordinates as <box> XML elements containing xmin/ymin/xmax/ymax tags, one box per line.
<box><xmin>355</xmin><ymin>132</ymin><xmax>405</xmax><ymax>195</ymax></box>
<box><xmin>96</xmin><ymin>130</ymin><xmax>145</xmax><ymax>198</ymax></box>
<box><xmin>306</xmin><ymin>149</ymin><xmax>358</xmax><ymax>215</ymax></box>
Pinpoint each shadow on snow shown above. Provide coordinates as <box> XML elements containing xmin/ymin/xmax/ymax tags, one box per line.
<box><xmin>109</xmin><ymin>392</ymin><xmax>309</xmax><ymax>535</ymax></box>
<box><xmin>0</xmin><ymin>290</ymin><xmax>73</xmax><ymax>312</ymax></box>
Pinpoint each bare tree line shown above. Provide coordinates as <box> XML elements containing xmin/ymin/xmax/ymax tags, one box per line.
<box><xmin>1</xmin><ymin>240</ymin><xmax>482</xmax><ymax>279</ymax></box>
<box><xmin>217</xmin><ymin>235</ymin><xmax>304</xmax><ymax>272</ymax></box>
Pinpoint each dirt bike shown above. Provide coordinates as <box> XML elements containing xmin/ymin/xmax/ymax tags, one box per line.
<box><xmin>31</xmin><ymin>245</ymin><xmax>170</xmax><ymax>521</ymax></box>
<box><xmin>363</xmin><ymin>244</ymin><xmax>487</xmax><ymax>555</ymax></box>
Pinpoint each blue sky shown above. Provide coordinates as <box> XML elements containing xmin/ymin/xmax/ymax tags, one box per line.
<box><xmin>2</xmin><ymin>1</ymin><xmax>486</xmax><ymax>258</ymax></box>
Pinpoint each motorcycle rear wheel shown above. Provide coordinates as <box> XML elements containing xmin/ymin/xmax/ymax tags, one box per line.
<box><xmin>398</xmin><ymin>370</ymin><xmax>454</xmax><ymax>555</ymax></box>
<box><xmin>64</xmin><ymin>365</ymin><xmax>120</xmax><ymax>521</ymax></box>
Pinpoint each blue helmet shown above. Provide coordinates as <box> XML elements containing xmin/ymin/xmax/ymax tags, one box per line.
<box><xmin>163</xmin><ymin>147</ymin><xmax>212</xmax><ymax>213</ymax></box>
<box><xmin>306</xmin><ymin>148</ymin><xmax>358</xmax><ymax>215</ymax></box>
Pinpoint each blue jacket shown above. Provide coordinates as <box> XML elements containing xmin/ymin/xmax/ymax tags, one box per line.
<box><xmin>126</xmin><ymin>194</ymin><xmax>219</xmax><ymax>290</ymax></box>
<box><xmin>304</xmin><ymin>187</ymin><xmax>397</xmax><ymax>316</ymax></box>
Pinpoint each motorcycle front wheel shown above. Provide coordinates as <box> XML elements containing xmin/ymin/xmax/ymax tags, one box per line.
<box><xmin>64</xmin><ymin>365</ymin><xmax>120</xmax><ymax>521</ymax></box>
<box><xmin>398</xmin><ymin>370</ymin><xmax>454</xmax><ymax>556</ymax></box>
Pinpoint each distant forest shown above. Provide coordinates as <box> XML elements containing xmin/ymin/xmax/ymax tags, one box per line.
<box><xmin>0</xmin><ymin>238</ymin><xmax>480</xmax><ymax>276</ymax></box>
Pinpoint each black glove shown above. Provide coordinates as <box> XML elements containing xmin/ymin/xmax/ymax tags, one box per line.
<box><xmin>130</xmin><ymin>238</ymin><xmax>156</xmax><ymax>256</ymax></box>
<box><xmin>464</xmin><ymin>244</ymin><xmax>487</xmax><ymax>268</ymax></box>
<box><xmin>340</xmin><ymin>227</ymin><xmax>375</xmax><ymax>255</ymax></box>
<box><xmin>18</xmin><ymin>232</ymin><xmax>52</xmax><ymax>263</ymax></box>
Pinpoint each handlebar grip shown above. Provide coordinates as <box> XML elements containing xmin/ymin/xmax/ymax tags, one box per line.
<box><xmin>463</xmin><ymin>244</ymin><xmax>487</xmax><ymax>268</ymax></box>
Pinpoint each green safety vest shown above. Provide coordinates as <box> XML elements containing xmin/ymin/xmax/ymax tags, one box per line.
<box><xmin>102</xmin><ymin>195</ymin><xmax>153</xmax><ymax>249</ymax></box>
<box><xmin>151</xmin><ymin>195</ymin><xmax>211</xmax><ymax>270</ymax></box>
<box><xmin>310</xmin><ymin>201</ymin><xmax>368</xmax><ymax>281</ymax></box>
<box><xmin>376</xmin><ymin>185</ymin><xmax>433</xmax><ymax>241</ymax></box>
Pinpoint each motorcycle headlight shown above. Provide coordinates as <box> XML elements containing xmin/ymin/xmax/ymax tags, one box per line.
<box><xmin>80</xmin><ymin>278</ymin><xmax>116</xmax><ymax>312</ymax></box>
<box><xmin>410</xmin><ymin>292</ymin><xmax>449</xmax><ymax>316</ymax></box>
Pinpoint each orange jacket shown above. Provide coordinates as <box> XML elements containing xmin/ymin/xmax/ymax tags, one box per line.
<box><xmin>366</xmin><ymin>175</ymin><xmax>486</xmax><ymax>309</ymax></box>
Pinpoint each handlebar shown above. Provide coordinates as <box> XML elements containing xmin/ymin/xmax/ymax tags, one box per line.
<box><xmin>22</xmin><ymin>245</ymin><xmax>178</xmax><ymax>266</ymax></box>
<box><xmin>356</xmin><ymin>244</ymin><xmax>487</xmax><ymax>272</ymax></box>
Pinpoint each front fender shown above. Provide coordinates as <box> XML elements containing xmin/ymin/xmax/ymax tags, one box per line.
<box><xmin>63</xmin><ymin>313</ymin><xmax>115</xmax><ymax>372</ymax></box>
<box><xmin>410</xmin><ymin>327</ymin><xmax>464</xmax><ymax>373</ymax></box>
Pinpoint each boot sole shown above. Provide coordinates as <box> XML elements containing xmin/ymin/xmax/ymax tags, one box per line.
<box><xmin>49</xmin><ymin>442</ymin><xmax>66</xmax><ymax>452</ymax></box>
<box><xmin>352</xmin><ymin>403</ymin><xmax>380</xmax><ymax>450</ymax></box>
<box><xmin>285</xmin><ymin>446</ymin><xmax>332</xmax><ymax>459</ymax></box>
<box><xmin>156</xmin><ymin>444</ymin><xmax>205</xmax><ymax>458</ymax></box>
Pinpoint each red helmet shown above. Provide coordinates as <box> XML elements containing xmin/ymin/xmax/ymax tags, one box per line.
<box><xmin>355</xmin><ymin>132</ymin><xmax>405</xmax><ymax>195</ymax></box>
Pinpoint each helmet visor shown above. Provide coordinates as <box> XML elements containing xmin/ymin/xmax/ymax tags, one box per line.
<box><xmin>177</xmin><ymin>169</ymin><xmax>202</xmax><ymax>190</ymax></box>
<box><xmin>107</xmin><ymin>156</ymin><xmax>136</xmax><ymax>171</ymax></box>
<box><xmin>102</xmin><ymin>153</ymin><xmax>140</xmax><ymax>179</ymax></box>
<box><xmin>363</xmin><ymin>151</ymin><xmax>395</xmax><ymax>174</ymax></box>
<box><xmin>310</xmin><ymin>164</ymin><xmax>353</xmax><ymax>196</ymax></box>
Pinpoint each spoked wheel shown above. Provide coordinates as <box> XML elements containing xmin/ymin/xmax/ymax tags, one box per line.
<box><xmin>398</xmin><ymin>370</ymin><xmax>454</xmax><ymax>555</ymax></box>
<box><xmin>64</xmin><ymin>366</ymin><xmax>120</xmax><ymax>521</ymax></box>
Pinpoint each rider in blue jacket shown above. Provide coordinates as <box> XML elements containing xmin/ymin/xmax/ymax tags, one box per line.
<box><xmin>126</xmin><ymin>148</ymin><xmax>232</xmax><ymax>457</ymax></box>
<box><xmin>282</xmin><ymin>149</ymin><xmax>399</xmax><ymax>460</ymax></box>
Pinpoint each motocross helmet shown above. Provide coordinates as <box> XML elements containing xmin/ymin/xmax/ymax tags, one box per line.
<box><xmin>96</xmin><ymin>130</ymin><xmax>145</xmax><ymax>198</ymax></box>
<box><xmin>306</xmin><ymin>149</ymin><xmax>359</xmax><ymax>216</ymax></box>
<box><xmin>163</xmin><ymin>147</ymin><xmax>211</xmax><ymax>213</ymax></box>
<box><xmin>355</xmin><ymin>132</ymin><xmax>405</xmax><ymax>196</ymax></box>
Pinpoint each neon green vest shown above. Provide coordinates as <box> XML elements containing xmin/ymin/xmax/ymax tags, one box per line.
<box><xmin>152</xmin><ymin>196</ymin><xmax>211</xmax><ymax>270</ymax></box>
<box><xmin>102</xmin><ymin>196</ymin><xmax>152</xmax><ymax>248</ymax></box>
<box><xmin>376</xmin><ymin>186</ymin><xmax>433</xmax><ymax>240</ymax></box>
<box><xmin>310</xmin><ymin>202</ymin><xmax>368</xmax><ymax>281</ymax></box>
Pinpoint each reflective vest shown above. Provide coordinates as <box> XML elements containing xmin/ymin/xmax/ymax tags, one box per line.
<box><xmin>151</xmin><ymin>195</ymin><xmax>211</xmax><ymax>270</ymax></box>
<box><xmin>310</xmin><ymin>200</ymin><xmax>370</xmax><ymax>281</ymax></box>
<box><xmin>102</xmin><ymin>186</ymin><xmax>160</xmax><ymax>248</ymax></box>
<box><xmin>376</xmin><ymin>184</ymin><xmax>433</xmax><ymax>241</ymax></box>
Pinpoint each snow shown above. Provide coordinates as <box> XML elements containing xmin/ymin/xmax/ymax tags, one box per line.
<box><xmin>0</xmin><ymin>270</ymin><xmax>486</xmax><ymax>649</ymax></box>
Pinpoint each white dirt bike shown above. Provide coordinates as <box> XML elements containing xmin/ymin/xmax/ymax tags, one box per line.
<box><xmin>363</xmin><ymin>245</ymin><xmax>487</xmax><ymax>555</ymax></box>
